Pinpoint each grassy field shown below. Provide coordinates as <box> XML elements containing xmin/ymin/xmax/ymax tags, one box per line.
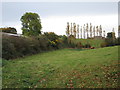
<box><xmin>2</xmin><ymin>46</ymin><xmax>119</xmax><ymax>88</ymax></box>
<box><xmin>76</xmin><ymin>39</ymin><xmax>105</xmax><ymax>48</ymax></box>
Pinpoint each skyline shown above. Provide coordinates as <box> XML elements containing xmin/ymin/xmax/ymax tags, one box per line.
<box><xmin>1</xmin><ymin>2</ymin><xmax>118</xmax><ymax>37</ymax></box>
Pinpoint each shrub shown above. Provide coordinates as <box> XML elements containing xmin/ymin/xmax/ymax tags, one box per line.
<box><xmin>115</xmin><ymin>37</ymin><xmax>120</xmax><ymax>45</ymax></box>
<box><xmin>44</xmin><ymin>32</ymin><xmax>59</xmax><ymax>41</ymax></box>
<box><xmin>83</xmin><ymin>43</ymin><xmax>91</xmax><ymax>48</ymax></box>
<box><xmin>105</xmin><ymin>38</ymin><xmax>116</xmax><ymax>46</ymax></box>
<box><xmin>100</xmin><ymin>42</ymin><xmax>107</xmax><ymax>47</ymax></box>
<box><xmin>2</xmin><ymin>34</ymin><xmax>45</xmax><ymax>60</ymax></box>
<box><xmin>60</xmin><ymin>35</ymin><xmax>68</xmax><ymax>47</ymax></box>
<box><xmin>76</xmin><ymin>42</ymin><xmax>83</xmax><ymax>49</ymax></box>
<box><xmin>68</xmin><ymin>35</ymin><xmax>76</xmax><ymax>48</ymax></box>
<box><xmin>36</xmin><ymin>35</ymin><xmax>49</xmax><ymax>51</ymax></box>
<box><xmin>2</xmin><ymin>33</ymin><xmax>64</xmax><ymax>60</ymax></box>
<box><xmin>2</xmin><ymin>35</ymin><xmax>18</xmax><ymax>59</ymax></box>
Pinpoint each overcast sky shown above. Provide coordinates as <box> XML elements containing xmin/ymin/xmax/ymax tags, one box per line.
<box><xmin>1</xmin><ymin>2</ymin><xmax>118</xmax><ymax>37</ymax></box>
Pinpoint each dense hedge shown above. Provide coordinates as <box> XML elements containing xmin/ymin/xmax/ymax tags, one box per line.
<box><xmin>100</xmin><ymin>37</ymin><xmax>120</xmax><ymax>47</ymax></box>
<box><xmin>3</xmin><ymin>32</ymin><xmax>112</xmax><ymax>60</ymax></box>
<box><xmin>2</xmin><ymin>33</ymin><xmax>66</xmax><ymax>60</ymax></box>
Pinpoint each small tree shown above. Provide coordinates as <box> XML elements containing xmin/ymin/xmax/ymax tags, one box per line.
<box><xmin>20</xmin><ymin>12</ymin><xmax>42</xmax><ymax>36</ymax></box>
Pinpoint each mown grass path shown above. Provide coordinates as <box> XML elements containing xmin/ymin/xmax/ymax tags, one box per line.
<box><xmin>2</xmin><ymin>46</ymin><xmax>119</xmax><ymax>88</ymax></box>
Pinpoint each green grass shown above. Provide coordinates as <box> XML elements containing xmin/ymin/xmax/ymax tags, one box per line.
<box><xmin>76</xmin><ymin>39</ymin><xmax>105</xmax><ymax>48</ymax></box>
<box><xmin>2</xmin><ymin>46</ymin><xmax>119</xmax><ymax>88</ymax></box>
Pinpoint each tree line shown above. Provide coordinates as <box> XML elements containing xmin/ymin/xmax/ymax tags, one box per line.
<box><xmin>66</xmin><ymin>22</ymin><xmax>106</xmax><ymax>39</ymax></box>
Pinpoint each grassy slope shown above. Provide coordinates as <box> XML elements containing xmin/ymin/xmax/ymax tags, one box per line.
<box><xmin>2</xmin><ymin>46</ymin><xmax>119</xmax><ymax>88</ymax></box>
<box><xmin>76</xmin><ymin>39</ymin><xmax>105</xmax><ymax>48</ymax></box>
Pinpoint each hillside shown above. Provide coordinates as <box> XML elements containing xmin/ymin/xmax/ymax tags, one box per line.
<box><xmin>76</xmin><ymin>39</ymin><xmax>105</xmax><ymax>48</ymax></box>
<box><xmin>2</xmin><ymin>46</ymin><xmax>119</xmax><ymax>88</ymax></box>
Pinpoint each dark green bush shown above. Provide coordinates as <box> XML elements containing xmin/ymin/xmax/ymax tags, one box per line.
<box><xmin>59</xmin><ymin>35</ymin><xmax>69</xmax><ymax>48</ymax></box>
<box><xmin>105</xmin><ymin>38</ymin><xmax>116</xmax><ymax>46</ymax></box>
<box><xmin>2</xmin><ymin>33</ymin><xmax>65</xmax><ymax>60</ymax></box>
<box><xmin>2</xmin><ymin>33</ymin><xmax>84</xmax><ymax>60</ymax></box>
<box><xmin>100</xmin><ymin>42</ymin><xmax>107</xmax><ymax>48</ymax></box>
<box><xmin>43</xmin><ymin>32</ymin><xmax>62</xmax><ymax>49</ymax></box>
<box><xmin>2</xmin><ymin>35</ymin><xmax>18</xmax><ymax>59</ymax></box>
<box><xmin>83</xmin><ymin>43</ymin><xmax>91</xmax><ymax>48</ymax></box>
<box><xmin>115</xmin><ymin>37</ymin><xmax>120</xmax><ymax>45</ymax></box>
<box><xmin>2</xmin><ymin>34</ymin><xmax>51</xmax><ymax>60</ymax></box>
<box><xmin>68</xmin><ymin>35</ymin><xmax>76</xmax><ymax>48</ymax></box>
<box><xmin>44</xmin><ymin>32</ymin><xmax>59</xmax><ymax>41</ymax></box>
<box><xmin>76</xmin><ymin>42</ymin><xmax>83</xmax><ymax>49</ymax></box>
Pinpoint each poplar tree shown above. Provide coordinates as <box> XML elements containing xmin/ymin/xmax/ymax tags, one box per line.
<box><xmin>96</xmin><ymin>26</ymin><xmax>99</xmax><ymax>36</ymax></box>
<box><xmin>90</xmin><ymin>23</ymin><xmax>92</xmax><ymax>38</ymax></box>
<box><xmin>99</xmin><ymin>25</ymin><xmax>102</xmax><ymax>37</ymax></box>
<box><xmin>86</xmin><ymin>23</ymin><xmax>89</xmax><ymax>38</ymax></box>
<box><xmin>70</xmin><ymin>23</ymin><xmax>73</xmax><ymax>35</ymax></box>
<box><xmin>103</xmin><ymin>30</ymin><xmax>106</xmax><ymax>37</ymax></box>
<box><xmin>73</xmin><ymin>23</ymin><xmax>76</xmax><ymax>38</ymax></box>
<box><xmin>93</xmin><ymin>26</ymin><xmax>95</xmax><ymax>37</ymax></box>
<box><xmin>83</xmin><ymin>24</ymin><xmax>86</xmax><ymax>39</ymax></box>
<box><xmin>77</xmin><ymin>24</ymin><xmax>79</xmax><ymax>39</ymax></box>
<box><xmin>80</xmin><ymin>26</ymin><xmax>82</xmax><ymax>39</ymax></box>
<box><xmin>66</xmin><ymin>22</ymin><xmax>70</xmax><ymax>36</ymax></box>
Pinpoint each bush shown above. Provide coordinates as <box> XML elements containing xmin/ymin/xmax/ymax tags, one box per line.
<box><xmin>76</xmin><ymin>42</ymin><xmax>83</xmax><ymax>49</ymax></box>
<box><xmin>44</xmin><ymin>32</ymin><xmax>59</xmax><ymax>41</ymax></box>
<box><xmin>2</xmin><ymin>37</ymin><xmax>17</xmax><ymax>59</ymax></box>
<box><xmin>100</xmin><ymin>42</ymin><xmax>107</xmax><ymax>47</ymax></box>
<box><xmin>60</xmin><ymin>35</ymin><xmax>69</xmax><ymax>47</ymax></box>
<box><xmin>83</xmin><ymin>43</ymin><xmax>91</xmax><ymax>48</ymax></box>
<box><xmin>105</xmin><ymin>38</ymin><xmax>116</xmax><ymax>46</ymax></box>
<box><xmin>2</xmin><ymin>33</ymin><xmax>64</xmax><ymax>60</ymax></box>
<box><xmin>43</xmin><ymin>32</ymin><xmax>63</xmax><ymax>49</ymax></box>
<box><xmin>68</xmin><ymin>35</ymin><xmax>76</xmax><ymax>48</ymax></box>
<box><xmin>2</xmin><ymin>34</ymin><xmax>50</xmax><ymax>60</ymax></box>
<box><xmin>115</xmin><ymin>37</ymin><xmax>120</xmax><ymax>45</ymax></box>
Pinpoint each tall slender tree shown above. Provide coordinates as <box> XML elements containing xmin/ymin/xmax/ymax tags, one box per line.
<box><xmin>70</xmin><ymin>23</ymin><xmax>73</xmax><ymax>35</ymax></box>
<box><xmin>83</xmin><ymin>24</ymin><xmax>85</xmax><ymax>39</ymax></box>
<box><xmin>103</xmin><ymin>30</ymin><xmax>105</xmax><ymax>37</ymax></box>
<box><xmin>66</xmin><ymin>22</ymin><xmax>70</xmax><ymax>36</ymax></box>
<box><xmin>96</xmin><ymin>26</ymin><xmax>99</xmax><ymax>36</ymax></box>
<box><xmin>93</xmin><ymin>26</ymin><xmax>95</xmax><ymax>37</ymax></box>
<box><xmin>99</xmin><ymin>25</ymin><xmax>102</xmax><ymax>37</ymax></box>
<box><xmin>90</xmin><ymin>23</ymin><xmax>92</xmax><ymax>38</ymax></box>
<box><xmin>80</xmin><ymin>26</ymin><xmax>82</xmax><ymax>39</ymax></box>
<box><xmin>77</xmin><ymin>24</ymin><xmax>79</xmax><ymax>39</ymax></box>
<box><xmin>66</xmin><ymin>28</ymin><xmax>68</xmax><ymax>37</ymax></box>
<box><xmin>86</xmin><ymin>23</ymin><xmax>89</xmax><ymax>38</ymax></box>
<box><xmin>73</xmin><ymin>23</ymin><xmax>76</xmax><ymax>38</ymax></box>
